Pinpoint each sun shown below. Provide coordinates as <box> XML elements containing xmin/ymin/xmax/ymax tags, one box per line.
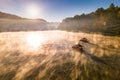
<box><xmin>25</xmin><ymin>4</ymin><xmax>41</xmax><ymax>19</ymax></box>
<box><xmin>26</xmin><ymin>33</ymin><xmax>44</xmax><ymax>49</ymax></box>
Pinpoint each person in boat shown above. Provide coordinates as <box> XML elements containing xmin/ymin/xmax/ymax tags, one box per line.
<box><xmin>72</xmin><ymin>44</ymin><xmax>85</xmax><ymax>53</ymax></box>
<box><xmin>72</xmin><ymin>38</ymin><xmax>89</xmax><ymax>53</ymax></box>
<box><xmin>80</xmin><ymin>38</ymin><xmax>89</xmax><ymax>43</ymax></box>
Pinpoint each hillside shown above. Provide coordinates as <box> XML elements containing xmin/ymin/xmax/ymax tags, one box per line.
<box><xmin>58</xmin><ymin>3</ymin><xmax>120</xmax><ymax>36</ymax></box>
<box><xmin>0</xmin><ymin>12</ymin><xmax>58</xmax><ymax>32</ymax></box>
<box><xmin>0</xmin><ymin>11</ymin><xmax>23</xmax><ymax>19</ymax></box>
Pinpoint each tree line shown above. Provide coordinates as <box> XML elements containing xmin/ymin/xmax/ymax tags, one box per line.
<box><xmin>58</xmin><ymin>3</ymin><xmax>120</xmax><ymax>36</ymax></box>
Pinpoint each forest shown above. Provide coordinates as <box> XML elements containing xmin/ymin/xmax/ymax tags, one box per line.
<box><xmin>58</xmin><ymin>3</ymin><xmax>120</xmax><ymax>36</ymax></box>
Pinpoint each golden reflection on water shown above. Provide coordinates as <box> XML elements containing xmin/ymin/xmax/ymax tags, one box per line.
<box><xmin>26</xmin><ymin>33</ymin><xmax>45</xmax><ymax>50</ymax></box>
<box><xmin>0</xmin><ymin>31</ymin><xmax>120</xmax><ymax>80</ymax></box>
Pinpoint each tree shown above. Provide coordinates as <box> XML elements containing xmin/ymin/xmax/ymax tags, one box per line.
<box><xmin>110</xmin><ymin>3</ymin><xmax>115</xmax><ymax>8</ymax></box>
<box><xmin>95</xmin><ymin>8</ymin><xmax>104</xmax><ymax>16</ymax></box>
<box><xmin>108</xmin><ymin>3</ymin><xmax>115</xmax><ymax>11</ymax></box>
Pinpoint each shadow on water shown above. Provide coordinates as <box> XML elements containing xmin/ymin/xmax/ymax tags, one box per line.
<box><xmin>75</xmin><ymin>53</ymin><xmax>120</xmax><ymax>80</ymax></box>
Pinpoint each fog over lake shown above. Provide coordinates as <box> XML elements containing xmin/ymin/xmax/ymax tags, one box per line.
<box><xmin>0</xmin><ymin>30</ymin><xmax>120</xmax><ymax>80</ymax></box>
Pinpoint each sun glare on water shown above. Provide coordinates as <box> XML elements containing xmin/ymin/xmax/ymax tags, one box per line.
<box><xmin>26</xmin><ymin>33</ymin><xmax>44</xmax><ymax>50</ymax></box>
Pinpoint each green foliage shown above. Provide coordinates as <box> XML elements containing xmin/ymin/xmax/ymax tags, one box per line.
<box><xmin>58</xmin><ymin>3</ymin><xmax>120</xmax><ymax>36</ymax></box>
<box><xmin>108</xmin><ymin>3</ymin><xmax>115</xmax><ymax>10</ymax></box>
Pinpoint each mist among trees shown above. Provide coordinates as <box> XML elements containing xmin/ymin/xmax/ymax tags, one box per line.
<box><xmin>58</xmin><ymin>3</ymin><xmax>120</xmax><ymax>36</ymax></box>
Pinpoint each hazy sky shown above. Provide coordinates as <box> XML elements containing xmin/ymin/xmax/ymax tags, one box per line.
<box><xmin>0</xmin><ymin>0</ymin><xmax>120</xmax><ymax>22</ymax></box>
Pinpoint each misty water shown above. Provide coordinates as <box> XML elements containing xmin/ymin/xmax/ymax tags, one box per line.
<box><xmin>0</xmin><ymin>30</ymin><xmax>120</xmax><ymax>80</ymax></box>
